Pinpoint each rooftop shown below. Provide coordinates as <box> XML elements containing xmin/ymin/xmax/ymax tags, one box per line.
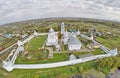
<box><xmin>68</xmin><ymin>36</ymin><xmax>81</xmax><ymax>45</ymax></box>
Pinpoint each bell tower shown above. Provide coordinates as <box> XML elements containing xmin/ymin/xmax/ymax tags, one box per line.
<box><xmin>61</xmin><ymin>22</ymin><xmax>65</xmax><ymax>34</ymax></box>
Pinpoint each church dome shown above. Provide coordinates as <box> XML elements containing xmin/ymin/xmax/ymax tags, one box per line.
<box><xmin>49</xmin><ymin>28</ymin><xmax>54</xmax><ymax>32</ymax></box>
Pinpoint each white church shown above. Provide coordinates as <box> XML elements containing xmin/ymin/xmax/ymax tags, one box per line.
<box><xmin>46</xmin><ymin>28</ymin><xmax>58</xmax><ymax>46</ymax></box>
<box><xmin>46</xmin><ymin>22</ymin><xmax>81</xmax><ymax>51</ymax></box>
<box><xmin>61</xmin><ymin>22</ymin><xmax>82</xmax><ymax>51</ymax></box>
<box><xmin>67</xmin><ymin>36</ymin><xmax>81</xmax><ymax>51</ymax></box>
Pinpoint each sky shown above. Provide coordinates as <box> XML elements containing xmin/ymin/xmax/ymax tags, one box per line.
<box><xmin>0</xmin><ymin>0</ymin><xmax>120</xmax><ymax>25</ymax></box>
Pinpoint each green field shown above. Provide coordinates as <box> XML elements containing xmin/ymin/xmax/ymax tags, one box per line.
<box><xmin>15</xmin><ymin>53</ymin><xmax>69</xmax><ymax>64</ymax></box>
<box><xmin>91</xmin><ymin>48</ymin><xmax>105</xmax><ymax>55</ymax></box>
<box><xmin>96</xmin><ymin>37</ymin><xmax>120</xmax><ymax>52</ymax></box>
<box><xmin>72</xmin><ymin>48</ymin><xmax>105</xmax><ymax>57</ymax></box>
<box><xmin>25</xmin><ymin>36</ymin><xmax>47</xmax><ymax>51</ymax></box>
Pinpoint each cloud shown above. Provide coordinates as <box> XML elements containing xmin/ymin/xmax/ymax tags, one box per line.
<box><xmin>0</xmin><ymin>0</ymin><xmax>120</xmax><ymax>25</ymax></box>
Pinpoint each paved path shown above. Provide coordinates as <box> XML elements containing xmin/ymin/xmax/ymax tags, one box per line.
<box><xmin>46</xmin><ymin>47</ymin><xmax>53</xmax><ymax>58</ymax></box>
<box><xmin>37</xmin><ymin>33</ymin><xmax>48</xmax><ymax>36</ymax></box>
<box><xmin>9</xmin><ymin>54</ymin><xmax>110</xmax><ymax>70</ymax></box>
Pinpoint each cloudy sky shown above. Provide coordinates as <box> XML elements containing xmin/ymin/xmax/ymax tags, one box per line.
<box><xmin>0</xmin><ymin>0</ymin><xmax>120</xmax><ymax>25</ymax></box>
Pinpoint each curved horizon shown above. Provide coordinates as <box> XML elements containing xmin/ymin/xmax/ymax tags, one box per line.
<box><xmin>0</xmin><ymin>0</ymin><xmax>120</xmax><ymax>25</ymax></box>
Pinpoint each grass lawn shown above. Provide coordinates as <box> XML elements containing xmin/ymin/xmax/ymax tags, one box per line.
<box><xmin>15</xmin><ymin>48</ymin><xmax>105</xmax><ymax>64</ymax></box>
<box><xmin>2</xmin><ymin>61</ymin><xmax>98</xmax><ymax>78</ymax></box>
<box><xmin>15</xmin><ymin>53</ymin><xmax>69</xmax><ymax>64</ymax></box>
<box><xmin>73</xmin><ymin>52</ymin><xmax>90</xmax><ymax>57</ymax></box>
<box><xmin>15</xmin><ymin>49</ymin><xmax>105</xmax><ymax>64</ymax></box>
<box><xmin>91</xmin><ymin>48</ymin><xmax>106</xmax><ymax>55</ymax></box>
<box><xmin>72</xmin><ymin>48</ymin><xmax>105</xmax><ymax>57</ymax></box>
<box><xmin>96</xmin><ymin>37</ymin><xmax>120</xmax><ymax>51</ymax></box>
<box><xmin>28</xmin><ymin>50</ymin><xmax>49</xmax><ymax>59</ymax></box>
<box><xmin>25</xmin><ymin>36</ymin><xmax>47</xmax><ymax>51</ymax></box>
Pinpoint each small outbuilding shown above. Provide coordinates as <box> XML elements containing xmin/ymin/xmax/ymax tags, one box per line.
<box><xmin>69</xmin><ymin>54</ymin><xmax>77</xmax><ymax>60</ymax></box>
<box><xmin>87</xmin><ymin>43</ymin><xmax>101</xmax><ymax>49</ymax></box>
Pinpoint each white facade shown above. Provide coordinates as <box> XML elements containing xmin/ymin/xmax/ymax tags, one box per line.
<box><xmin>55</xmin><ymin>45</ymin><xmax>60</xmax><ymax>52</ymax></box>
<box><xmin>34</xmin><ymin>30</ymin><xmax>37</xmax><ymax>36</ymax></box>
<box><xmin>76</xmin><ymin>30</ymin><xmax>80</xmax><ymax>35</ymax></box>
<box><xmin>68</xmin><ymin>36</ymin><xmax>81</xmax><ymax>51</ymax></box>
<box><xmin>89</xmin><ymin>35</ymin><xmax>94</xmax><ymax>40</ymax></box>
<box><xmin>68</xmin><ymin>45</ymin><xmax>81</xmax><ymax>51</ymax></box>
<box><xmin>63</xmin><ymin>30</ymin><xmax>69</xmax><ymax>44</ymax></box>
<box><xmin>61</xmin><ymin>22</ymin><xmax>65</xmax><ymax>34</ymax></box>
<box><xmin>46</xmin><ymin>28</ymin><xmax>58</xmax><ymax>46</ymax></box>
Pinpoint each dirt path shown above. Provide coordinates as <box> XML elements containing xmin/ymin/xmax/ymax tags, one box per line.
<box><xmin>45</xmin><ymin>47</ymin><xmax>53</xmax><ymax>58</ymax></box>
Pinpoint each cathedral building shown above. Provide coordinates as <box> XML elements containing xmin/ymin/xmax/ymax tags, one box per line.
<box><xmin>60</xmin><ymin>22</ymin><xmax>82</xmax><ymax>51</ymax></box>
<box><xmin>68</xmin><ymin>36</ymin><xmax>82</xmax><ymax>51</ymax></box>
<box><xmin>46</xmin><ymin>28</ymin><xmax>58</xmax><ymax>46</ymax></box>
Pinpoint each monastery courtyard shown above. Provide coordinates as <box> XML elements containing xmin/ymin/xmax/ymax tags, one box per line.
<box><xmin>15</xmin><ymin>23</ymin><xmax>106</xmax><ymax>64</ymax></box>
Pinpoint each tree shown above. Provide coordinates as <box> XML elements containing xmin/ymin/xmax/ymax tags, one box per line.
<box><xmin>58</xmin><ymin>31</ymin><xmax>62</xmax><ymax>40</ymax></box>
<box><xmin>34</xmin><ymin>74</ymin><xmax>39</xmax><ymax>78</ymax></box>
<box><xmin>96</xmin><ymin>56</ymin><xmax>120</xmax><ymax>69</ymax></box>
<box><xmin>80</xmin><ymin>66</ymin><xmax>83</xmax><ymax>73</ymax></box>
